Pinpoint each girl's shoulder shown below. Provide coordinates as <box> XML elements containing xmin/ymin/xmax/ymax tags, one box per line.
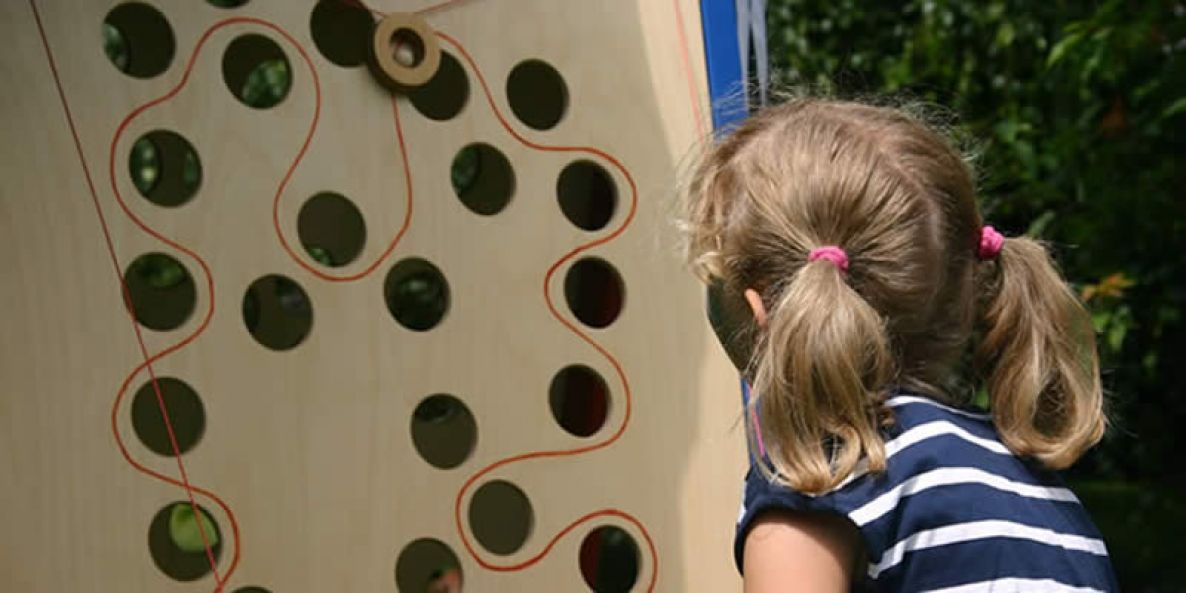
<box><xmin>736</xmin><ymin>392</ymin><xmax>1117</xmax><ymax>591</ymax></box>
<box><xmin>736</xmin><ymin>393</ymin><xmax>1005</xmax><ymax>532</ymax></box>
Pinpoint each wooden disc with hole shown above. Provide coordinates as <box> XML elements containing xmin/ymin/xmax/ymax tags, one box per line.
<box><xmin>367</xmin><ymin>11</ymin><xmax>441</xmax><ymax>89</ymax></box>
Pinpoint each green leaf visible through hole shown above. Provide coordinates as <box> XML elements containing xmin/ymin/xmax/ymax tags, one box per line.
<box><xmin>306</xmin><ymin>245</ymin><xmax>334</xmax><ymax>267</ymax></box>
<box><xmin>131</xmin><ymin>137</ymin><xmax>160</xmax><ymax>196</ymax></box>
<box><xmin>451</xmin><ymin>145</ymin><xmax>481</xmax><ymax>196</ymax></box>
<box><xmin>241</xmin><ymin>59</ymin><xmax>291</xmax><ymax>108</ymax></box>
<box><xmin>135</xmin><ymin>253</ymin><xmax>187</xmax><ymax>289</ymax></box>
<box><xmin>102</xmin><ymin>22</ymin><xmax>129</xmax><ymax>72</ymax></box>
<box><xmin>168</xmin><ymin>503</ymin><xmax>219</xmax><ymax>553</ymax></box>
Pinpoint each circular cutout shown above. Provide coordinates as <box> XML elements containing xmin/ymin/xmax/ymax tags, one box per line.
<box><xmin>558</xmin><ymin>160</ymin><xmax>616</xmax><ymax>231</ymax></box>
<box><xmin>242</xmin><ymin>274</ymin><xmax>313</xmax><ymax>350</ymax></box>
<box><xmin>563</xmin><ymin>258</ymin><xmax>624</xmax><ymax>329</ymax></box>
<box><xmin>579</xmin><ymin>526</ymin><xmax>641</xmax><ymax>593</ymax></box>
<box><xmin>148</xmin><ymin>502</ymin><xmax>223</xmax><ymax>581</ymax></box>
<box><xmin>124</xmin><ymin>252</ymin><xmax>197</xmax><ymax>331</ymax></box>
<box><xmin>506</xmin><ymin>59</ymin><xmax>568</xmax><ymax>131</ymax></box>
<box><xmin>231</xmin><ymin>588</ymin><xmax>270</xmax><ymax>593</ymax></box>
<box><xmin>131</xmin><ymin>377</ymin><xmax>205</xmax><ymax>457</ymax></box>
<box><xmin>411</xmin><ymin>394</ymin><xmax>477</xmax><ymax>470</ymax></box>
<box><xmin>103</xmin><ymin>3</ymin><xmax>175</xmax><ymax>78</ymax></box>
<box><xmin>208</xmin><ymin>0</ymin><xmax>249</xmax><ymax>7</ymax></box>
<box><xmin>223</xmin><ymin>34</ymin><xmax>292</xmax><ymax>109</ymax></box>
<box><xmin>549</xmin><ymin>365</ymin><xmax>609</xmax><ymax>438</ymax></box>
<box><xmin>451</xmin><ymin>144</ymin><xmax>514</xmax><ymax>216</ymax></box>
<box><xmin>408</xmin><ymin>52</ymin><xmax>469</xmax><ymax>121</ymax></box>
<box><xmin>395</xmin><ymin>538</ymin><xmax>463</xmax><ymax>593</ymax></box>
<box><xmin>468</xmin><ymin>480</ymin><xmax>533</xmax><ymax>556</ymax></box>
<box><xmin>384</xmin><ymin>258</ymin><xmax>449</xmax><ymax>332</ymax></box>
<box><xmin>298</xmin><ymin>192</ymin><xmax>366</xmax><ymax>267</ymax></box>
<box><xmin>129</xmin><ymin>130</ymin><xmax>202</xmax><ymax>207</ymax></box>
<box><xmin>310</xmin><ymin>0</ymin><xmax>373</xmax><ymax>67</ymax></box>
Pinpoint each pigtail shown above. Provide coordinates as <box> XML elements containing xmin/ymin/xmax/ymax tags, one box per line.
<box><xmin>750</xmin><ymin>257</ymin><xmax>896</xmax><ymax>494</ymax></box>
<box><xmin>977</xmin><ymin>237</ymin><xmax>1106</xmax><ymax>469</ymax></box>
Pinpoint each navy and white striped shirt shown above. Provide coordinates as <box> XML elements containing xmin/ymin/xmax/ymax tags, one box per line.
<box><xmin>735</xmin><ymin>393</ymin><xmax>1118</xmax><ymax>592</ymax></box>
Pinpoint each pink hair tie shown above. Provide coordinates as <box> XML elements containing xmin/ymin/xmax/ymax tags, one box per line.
<box><xmin>978</xmin><ymin>225</ymin><xmax>1005</xmax><ymax>261</ymax></box>
<box><xmin>808</xmin><ymin>246</ymin><xmax>849</xmax><ymax>271</ymax></box>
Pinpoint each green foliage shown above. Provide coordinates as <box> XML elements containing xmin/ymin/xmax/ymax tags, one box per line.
<box><xmin>167</xmin><ymin>503</ymin><xmax>219</xmax><ymax>553</ymax></box>
<box><xmin>767</xmin><ymin>1</ymin><xmax>1185</xmax><ymax>589</ymax></box>
<box><xmin>131</xmin><ymin>253</ymin><xmax>187</xmax><ymax>289</ymax></box>
<box><xmin>306</xmin><ymin>245</ymin><xmax>335</xmax><ymax>267</ymax></box>
<box><xmin>102</xmin><ymin>22</ymin><xmax>128</xmax><ymax>72</ymax></box>
<box><xmin>240</xmin><ymin>60</ymin><xmax>291</xmax><ymax>109</ymax></box>
<box><xmin>130</xmin><ymin>138</ymin><xmax>159</xmax><ymax>196</ymax></box>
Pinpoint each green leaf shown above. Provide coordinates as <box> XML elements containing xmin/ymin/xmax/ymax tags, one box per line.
<box><xmin>1025</xmin><ymin>210</ymin><xmax>1056</xmax><ymax>238</ymax></box>
<box><xmin>972</xmin><ymin>386</ymin><xmax>990</xmax><ymax>411</ymax></box>
<box><xmin>1092</xmin><ymin>311</ymin><xmax>1110</xmax><ymax>333</ymax></box>
<box><xmin>1047</xmin><ymin>31</ymin><xmax>1083</xmax><ymax>68</ymax></box>
<box><xmin>1162</xmin><ymin>98</ymin><xmax>1186</xmax><ymax>119</ymax></box>
<box><xmin>135</xmin><ymin>253</ymin><xmax>187</xmax><ymax>289</ymax></box>
<box><xmin>103</xmin><ymin>23</ymin><xmax>129</xmax><ymax>71</ymax></box>
<box><xmin>995</xmin><ymin>22</ymin><xmax>1015</xmax><ymax>48</ymax></box>
<box><xmin>168</xmin><ymin>503</ymin><xmax>219</xmax><ymax>553</ymax></box>
<box><xmin>131</xmin><ymin>137</ymin><xmax>160</xmax><ymax>196</ymax></box>
<box><xmin>1107</xmin><ymin>318</ymin><xmax>1127</xmax><ymax>352</ymax></box>
<box><xmin>306</xmin><ymin>245</ymin><xmax>334</xmax><ymax>267</ymax></box>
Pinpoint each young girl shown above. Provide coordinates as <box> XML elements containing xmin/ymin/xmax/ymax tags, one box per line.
<box><xmin>681</xmin><ymin>99</ymin><xmax>1117</xmax><ymax>592</ymax></box>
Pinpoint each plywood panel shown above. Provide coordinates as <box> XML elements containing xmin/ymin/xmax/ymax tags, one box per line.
<box><xmin>0</xmin><ymin>1</ymin><xmax>744</xmax><ymax>591</ymax></box>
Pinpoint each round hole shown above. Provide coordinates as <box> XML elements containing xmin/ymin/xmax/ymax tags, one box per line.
<box><xmin>231</xmin><ymin>588</ymin><xmax>270</xmax><ymax>593</ymax></box>
<box><xmin>506</xmin><ymin>59</ymin><xmax>568</xmax><ymax>131</ymax></box>
<box><xmin>310</xmin><ymin>0</ymin><xmax>373</xmax><ymax>67</ymax></box>
<box><xmin>102</xmin><ymin>3</ymin><xmax>174</xmax><ymax>78</ymax></box>
<box><xmin>451</xmin><ymin>144</ymin><xmax>514</xmax><ymax>216</ymax></box>
<box><xmin>223</xmin><ymin>34</ymin><xmax>292</xmax><ymax>109</ymax></box>
<box><xmin>468</xmin><ymin>480</ymin><xmax>533</xmax><ymax>556</ymax></box>
<box><xmin>390</xmin><ymin>28</ymin><xmax>425</xmax><ymax>68</ymax></box>
<box><xmin>549</xmin><ymin>365</ymin><xmax>609</xmax><ymax>438</ymax></box>
<box><xmin>242</xmin><ymin>274</ymin><xmax>313</xmax><ymax>350</ymax></box>
<box><xmin>148</xmin><ymin>502</ymin><xmax>223</xmax><ymax>581</ymax></box>
<box><xmin>579</xmin><ymin>526</ymin><xmax>641</xmax><ymax>593</ymax></box>
<box><xmin>411</xmin><ymin>394</ymin><xmax>477</xmax><ymax>470</ymax></box>
<box><xmin>123</xmin><ymin>252</ymin><xmax>197</xmax><ymax>331</ymax></box>
<box><xmin>563</xmin><ymin>258</ymin><xmax>624</xmax><ymax>329</ymax></box>
<box><xmin>558</xmin><ymin>160</ymin><xmax>616</xmax><ymax>231</ymax></box>
<box><xmin>298</xmin><ymin>192</ymin><xmax>366</xmax><ymax>267</ymax></box>
<box><xmin>131</xmin><ymin>377</ymin><xmax>205</xmax><ymax>457</ymax></box>
<box><xmin>395</xmin><ymin>538</ymin><xmax>463</xmax><ymax>593</ymax></box>
<box><xmin>129</xmin><ymin>130</ymin><xmax>202</xmax><ymax>207</ymax></box>
<box><xmin>384</xmin><ymin>258</ymin><xmax>449</xmax><ymax>332</ymax></box>
<box><xmin>408</xmin><ymin>52</ymin><xmax>469</xmax><ymax>121</ymax></box>
<box><xmin>208</xmin><ymin>0</ymin><xmax>249</xmax><ymax>7</ymax></box>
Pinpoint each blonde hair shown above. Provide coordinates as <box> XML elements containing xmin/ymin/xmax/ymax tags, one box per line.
<box><xmin>682</xmin><ymin>99</ymin><xmax>1105</xmax><ymax>494</ymax></box>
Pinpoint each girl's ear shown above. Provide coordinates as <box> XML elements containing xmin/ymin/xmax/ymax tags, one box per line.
<box><xmin>745</xmin><ymin>288</ymin><xmax>768</xmax><ymax>328</ymax></box>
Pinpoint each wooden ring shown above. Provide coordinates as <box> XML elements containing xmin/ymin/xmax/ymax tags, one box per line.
<box><xmin>367</xmin><ymin>12</ymin><xmax>441</xmax><ymax>89</ymax></box>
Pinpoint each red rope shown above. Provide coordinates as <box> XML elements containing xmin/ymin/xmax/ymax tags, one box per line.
<box><xmin>29</xmin><ymin>2</ymin><xmax>248</xmax><ymax>589</ymax></box>
<box><xmin>339</xmin><ymin>0</ymin><xmax>473</xmax><ymax>16</ymax></box>
<box><xmin>671</xmin><ymin>0</ymin><xmax>710</xmax><ymax>141</ymax></box>
<box><xmin>102</xmin><ymin>15</ymin><xmax>326</xmax><ymax>590</ymax></box>
<box><xmin>269</xmin><ymin>62</ymin><xmax>416</xmax><ymax>283</ymax></box>
<box><xmin>437</xmin><ymin>31</ymin><xmax>660</xmax><ymax>591</ymax></box>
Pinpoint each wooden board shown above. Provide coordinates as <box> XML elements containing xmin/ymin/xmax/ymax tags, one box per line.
<box><xmin>0</xmin><ymin>1</ymin><xmax>745</xmax><ymax>591</ymax></box>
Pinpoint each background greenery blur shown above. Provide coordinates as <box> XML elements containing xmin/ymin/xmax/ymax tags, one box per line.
<box><xmin>765</xmin><ymin>0</ymin><xmax>1184</xmax><ymax>589</ymax></box>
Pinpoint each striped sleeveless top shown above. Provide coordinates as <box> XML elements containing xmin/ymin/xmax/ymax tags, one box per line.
<box><xmin>735</xmin><ymin>393</ymin><xmax>1118</xmax><ymax>592</ymax></box>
